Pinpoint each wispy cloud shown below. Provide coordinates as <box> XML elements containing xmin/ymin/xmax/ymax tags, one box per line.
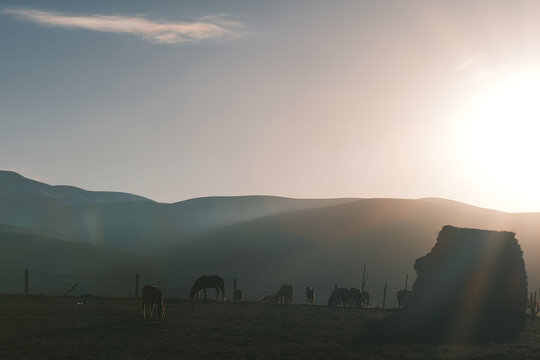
<box><xmin>4</xmin><ymin>8</ymin><xmax>242</xmax><ymax>43</ymax></box>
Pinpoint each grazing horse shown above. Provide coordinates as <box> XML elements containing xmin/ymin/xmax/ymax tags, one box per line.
<box><xmin>142</xmin><ymin>285</ymin><xmax>165</xmax><ymax>320</ymax></box>
<box><xmin>276</xmin><ymin>284</ymin><xmax>293</xmax><ymax>304</ymax></box>
<box><xmin>189</xmin><ymin>275</ymin><xmax>226</xmax><ymax>301</ymax></box>
<box><xmin>397</xmin><ymin>289</ymin><xmax>413</xmax><ymax>309</ymax></box>
<box><xmin>349</xmin><ymin>288</ymin><xmax>363</xmax><ymax>308</ymax></box>
<box><xmin>336</xmin><ymin>288</ymin><xmax>351</xmax><ymax>307</ymax></box>
<box><xmin>306</xmin><ymin>286</ymin><xmax>315</xmax><ymax>305</ymax></box>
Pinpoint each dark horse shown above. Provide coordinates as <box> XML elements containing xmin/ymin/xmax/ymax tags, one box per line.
<box><xmin>276</xmin><ymin>284</ymin><xmax>293</xmax><ymax>304</ymax></box>
<box><xmin>142</xmin><ymin>285</ymin><xmax>166</xmax><ymax>320</ymax></box>
<box><xmin>189</xmin><ymin>275</ymin><xmax>226</xmax><ymax>301</ymax></box>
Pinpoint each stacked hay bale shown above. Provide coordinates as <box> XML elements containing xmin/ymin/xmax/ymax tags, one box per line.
<box><xmin>407</xmin><ymin>225</ymin><xmax>527</xmax><ymax>341</ymax></box>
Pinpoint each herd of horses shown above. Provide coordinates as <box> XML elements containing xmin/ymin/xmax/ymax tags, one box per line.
<box><xmin>141</xmin><ymin>274</ymin><xmax>412</xmax><ymax>320</ymax></box>
<box><xmin>327</xmin><ymin>287</ymin><xmax>370</xmax><ymax>308</ymax></box>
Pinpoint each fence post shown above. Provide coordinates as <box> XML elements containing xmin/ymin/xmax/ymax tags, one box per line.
<box><xmin>361</xmin><ymin>265</ymin><xmax>366</xmax><ymax>291</ymax></box>
<box><xmin>233</xmin><ymin>278</ymin><xmax>237</xmax><ymax>301</ymax></box>
<box><xmin>382</xmin><ymin>282</ymin><xmax>387</xmax><ymax>310</ymax></box>
<box><xmin>135</xmin><ymin>273</ymin><xmax>139</xmax><ymax>298</ymax></box>
<box><xmin>405</xmin><ymin>274</ymin><xmax>408</xmax><ymax>289</ymax></box>
<box><xmin>25</xmin><ymin>269</ymin><xmax>28</xmax><ymax>295</ymax></box>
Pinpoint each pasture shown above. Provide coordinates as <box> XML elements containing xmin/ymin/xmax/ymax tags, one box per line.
<box><xmin>2</xmin><ymin>295</ymin><xmax>540</xmax><ymax>359</ymax></box>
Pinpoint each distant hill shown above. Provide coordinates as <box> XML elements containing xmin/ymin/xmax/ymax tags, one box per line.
<box><xmin>0</xmin><ymin>170</ymin><xmax>153</xmax><ymax>205</ymax></box>
<box><xmin>0</xmin><ymin>171</ymin><xmax>354</xmax><ymax>250</ymax></box>
<box><xmin>0</xmin><ymin>224</ymin><xmax>157</xmax><ymax>275</ymax></box>
<box><xmin>158</xmin><ymin>198</ymin><xmax>540</xmax><ymax>290</ymax></box>
<box><xmin>1</xmin><ymin>171</ymin><xmax>540</xmax><ymax>298</ymax></box>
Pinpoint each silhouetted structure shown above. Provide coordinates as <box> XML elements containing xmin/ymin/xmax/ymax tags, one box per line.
<box><xmin>276</xmin><ymin>284</ymin><xmax>293</xmax><ymax>304</ymax></box>
<box><xmin>306</xmin><ymin>286</ymin><xmax>315</xmax><ymax>304</ymax></box>
<box><xmin>406</xmin><ymin>225</ymin><xmax>527</xmax><ymax>341</ymax></box>
<box><xmin>189</xmin><ymin>275</ymin><xmax>226</xmax><ymax>301</ymax></box>
<box><xmin>142</xmin><ymin>285</ymin><xmax>166</xmax><ymax>320</ymax></box>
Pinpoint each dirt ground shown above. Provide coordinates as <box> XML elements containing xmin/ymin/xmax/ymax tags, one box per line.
<box><xmin>2</xmin><ymin>295</ymin><xmax>540</xmax><ymax>359</ymax></box>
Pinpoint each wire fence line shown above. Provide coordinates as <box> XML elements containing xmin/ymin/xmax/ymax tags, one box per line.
<box><xmin>0</xmin><ymin>268</ymin><xmax>403</xmax><ymax>308</ymax></box>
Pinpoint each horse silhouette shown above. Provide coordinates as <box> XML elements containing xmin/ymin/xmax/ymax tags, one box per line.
<box><xmin>397</xmin><ymin>289</ymin><xmax>413</xmax><ymax>309</ymax></box>
<box><xmin>276</xmin><ymin>284</ymin><xmax>293</xmax><ymax>304</ymax></box>
<box><xmin>328</xmin><ymin>288</ymin><xmax>350</xmax><ymax>307</ymax></box>
<box><xmin>349</xmin><ymin>288</ymin><xmax>363</xmax><ymax>308</ymax></box>
<box><xmin>189</xmin><ymin>275</ymin><xmax>226</xmax><ymax>301</ymax></box>
<box><xmin>306</xmin><ymin>285</ymin><xmax>315</xmax><ymax>305</ymax></box>
<box><xmin>142</xmin><ymin>285</ymin><xmax>165</xmax><ymax>320</ymax></box>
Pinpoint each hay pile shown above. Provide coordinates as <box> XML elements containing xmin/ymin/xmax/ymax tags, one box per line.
<box><xmin>407</xmin><ymin>225</ymin><xmax>527</xmax><ymax>341</ymax></box>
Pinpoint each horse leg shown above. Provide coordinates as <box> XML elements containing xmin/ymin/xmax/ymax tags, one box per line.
<box><xmin>215</xmin><ymin>287</ymin><xmax>220</xmax><ymax>301</ymax></box>
<box><xmin>204</xmin><ymin>289</ymin><xmax>208</xmax><ymax>301</ymax></box>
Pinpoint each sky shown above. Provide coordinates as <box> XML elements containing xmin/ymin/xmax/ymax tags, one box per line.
<box><xmin>2</xmin><ymin>0</ymin><xmax>540</xmax><ymax>212</ymax></box>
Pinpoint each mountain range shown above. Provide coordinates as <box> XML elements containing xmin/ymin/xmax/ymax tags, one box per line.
<box><xmin>1</xmin><ymin>170</ymin><xmax>539</xmax><ymax>298</ymax></box>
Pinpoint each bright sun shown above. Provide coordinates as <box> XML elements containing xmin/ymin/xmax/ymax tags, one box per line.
<box><xmin>457</xmin><ymin>68</ymin><xmax>540</xmax><ymax>207</ymax></box>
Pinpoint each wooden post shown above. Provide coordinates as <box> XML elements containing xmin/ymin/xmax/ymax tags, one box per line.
<box><xmin>134</xmin><ymin>273</ymin><xmax>139</xmax><ymax>298</ymax></box>
<box><xmin>382</xmin><ymin>282</ymin><xmax>387</xmax><ymax>310</ymax></box>
<box><xmin>405</xmin><ymin>274</ymin><xmax>408</xmax><ymax>290</ymax></box>
<box><xmin>361</xmin><ymin>265</ymin><xmax>366</xmax><ymax>292</ymax></box>
<box><xmin>25</xmin><ymin>269</ymin><xmax>28</xmax><ymax>295</ymax></box>
<box><xmin>233</xmin><ymin>278</ymin><xmax>237</xmax><ymax>301</ymax></box>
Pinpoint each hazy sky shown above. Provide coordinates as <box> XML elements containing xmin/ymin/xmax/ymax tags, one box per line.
<box><xmin>2</xmin><ymin>0</ymin><xmax>540</xmax><ymax>212</ymax></box>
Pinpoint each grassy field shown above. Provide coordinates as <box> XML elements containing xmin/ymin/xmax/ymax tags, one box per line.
<box><xmin>2</xmin><ymin>295</ymin><xmax>540</xmax><ymax>359</ymax></box>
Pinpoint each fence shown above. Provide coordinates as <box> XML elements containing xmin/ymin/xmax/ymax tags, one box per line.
<box><xmin>0</xmin><ymin>268</ymin><xmax>403</xmax><ymax>309</ymax></box>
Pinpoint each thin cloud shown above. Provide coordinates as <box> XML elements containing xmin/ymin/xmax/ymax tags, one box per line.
<box><xmin>4</xmin><ymin>8</ymin><xmax>242</xmax><ymax>43</ymax></box>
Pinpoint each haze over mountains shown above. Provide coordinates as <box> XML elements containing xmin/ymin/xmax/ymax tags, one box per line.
<box><xmin>1</xmin><ymin>170</ymin><xmax>540</xmax><ymax>294</ymax></box>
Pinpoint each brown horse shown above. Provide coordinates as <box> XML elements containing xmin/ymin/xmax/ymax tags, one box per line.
<box><xmin>142</xmin><ymin>285</ymin><xmax>165</xmax><ymax>320</ymax></box>
<box><xmin>276</xmin><ymin>284</ymin><xmax>293</xmax><ymax>304</ymax></box>
<box><xmin>306</xmin><ymin>286</ymin><xmax>315</xmax><ymax>305</ymax></box>
<box><xmin>189</xmin><ymin>275</ymin><xmax>226</xmax><ymax>301</ymax></box>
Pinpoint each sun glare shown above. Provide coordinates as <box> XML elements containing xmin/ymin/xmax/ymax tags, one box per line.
<box><xmin>457</xmin><ymin>68</ymin><xmax>540</xmax><ymax>206</ymax></box>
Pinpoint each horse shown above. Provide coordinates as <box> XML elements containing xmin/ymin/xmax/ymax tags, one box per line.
<box><xmin>306</xmin><ymin>285</ymin><xmax>316</xmax><ymax>305</ymax></box>
<box><xmin>336</xmin><ymin>288</ymin><xmax>351</xmax><ymax>307</ymax></box>
<box><xmin>328</xmin><ymin>288</ymin><xmax>350</xmax><ymax>307</ymax></box>
<box><xmin>276</xmin><ymin>284</ymin><xmax>293</xmax><ymax>304</ymax></box>
<box><xmin>348</xmin><ymin>288</ymin><xmax>363</xmax><ymax>308</ymax></box>
<box><xmin>397</xmin><ymin>289</ymin><xmax>413</xmax><ymax>309</ymax></box>
<box><xmin>142</xmin><ymin>285</ymin><xmax>166</xmax><ymax>320</ymax></box>
<box><xmin>189</xmin><ymin>275</ymin><xmax>226</xmax><ymax>301</ymax></box>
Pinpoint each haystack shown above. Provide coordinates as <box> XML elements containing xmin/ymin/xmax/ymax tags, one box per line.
<box><xmin>407</xmin><ymin>225</ymin><xmax>527</xmax><ymax>340</ymax></box>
